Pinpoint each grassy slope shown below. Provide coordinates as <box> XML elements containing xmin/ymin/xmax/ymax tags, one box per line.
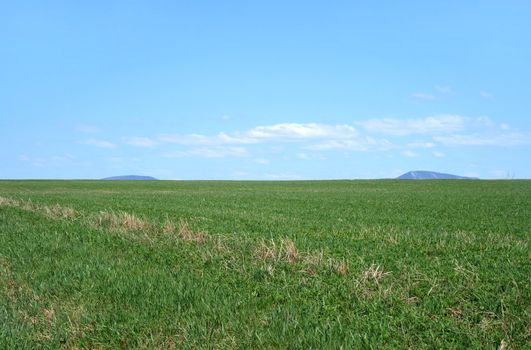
<box><xmin>0</xmin><ymin>180</ymin><xmax>529</xmax><ymax>349</ymax></box>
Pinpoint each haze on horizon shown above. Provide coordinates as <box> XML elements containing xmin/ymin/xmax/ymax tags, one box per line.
<box><xmin>1</xmin><ymin>1</ymin><xmax>530</xmax><ymax>180</ymax></box>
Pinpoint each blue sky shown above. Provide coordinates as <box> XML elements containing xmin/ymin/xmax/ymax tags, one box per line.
<box><xmin>1</xmin><ymin>1</ymin><xmax>530</xmax><ymax>180</ymax></box>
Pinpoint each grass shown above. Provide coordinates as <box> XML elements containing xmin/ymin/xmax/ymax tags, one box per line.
<box><xmin>0</xmin><ymin>180</ymin><xmax>529</xmax><ymax>349</ymax></box>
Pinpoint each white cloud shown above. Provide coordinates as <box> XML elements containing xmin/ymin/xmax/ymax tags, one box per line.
<box><xmin>357</xmin><ymin>115</ymin><xmax>465</xmax><ymax>136</ymax></box>
<box><xmin>411</xmin><ymin>92</ymin><xmax>435</xmax><ymax>100</ymax></box>
<box><xmin>126</xmin><ymin>117</ymin><xmax>529</xmax><ymax>162</ymax></box>
<box><xmin>81</xmin><ymin>139</ymin><xmax>116</xmax><ymax>149</ymax></box>
<box><xmin>156</xmin><ymin>123</ymin><xmax>390</xmax><ymax>158</ymax></box>
<box><xmin>162</xmin><ymin>146</ymin><xmax>248</xmax><ymax>158</ymax></box>
<box><xmin>159</xmin><ymin>123</ymin><xmax>360</xmax><ymax>148</ymax></box>
<box><xmin>159</xmin><ymin>132</ymin><xmax>256</xmax><ymax>145</ymax></box>
<box><xmin>307</xmin><ymin>137</ymin><xmax>393</xmax><ymax>152</ymax></box>
<box><xmin>402</xmin><ymin>150</ymin><xmax>418</xmax><ymax>157</ymax></box>
<box><xmin>428</xmin><ymin>116</ymin><xmax>531</xmax><ymax>146</ymax></box>
<box><xmin>432</xmin><ymin>151</ymin><xmax>446</xmax><ymax>158</ymax></box>
<box><xmin>296</xmin><ymin>152</ymin><xmax>326</xmax><ymax>160</ymax></box>
<box><xmin>434</xmin><ymin>132</ymin><xmax>531</xmax><ymax>146</ymax></box>
<box><xmin>246</xmin><ymin>123</ymin><xmax>358</xmax><ymax>139</ymax></box>
<box><xmin>480</xmin><ymin>91</ymin><xmax>494</xmax><ymax>99</ymax></box>
<box><xmin>122</xmin><ymin>137</ymin><xmax>157</xmax><ymax>148</ymax></box>
<box><xmin>407</xmin><ymin>141</ymin><xmax>436</xmax><ymax>148</ymax></box>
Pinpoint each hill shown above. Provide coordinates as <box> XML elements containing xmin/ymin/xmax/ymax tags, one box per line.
<box><xmin>101</xmin><ymin>175</ymin><xmax>157</xmax><ymax>180</ymax></box>
<box><xmin>397</xmin><ymin>170</ymin><xmax>477</xmax><ymax>180</ymax></box>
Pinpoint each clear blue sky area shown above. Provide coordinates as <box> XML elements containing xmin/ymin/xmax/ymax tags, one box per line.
<box><xmin>1</xmin><ymin>1</ymin><xmax>530</xmax><ymax>179</ymax></box>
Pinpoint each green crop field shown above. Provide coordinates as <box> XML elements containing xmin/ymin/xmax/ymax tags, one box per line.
<box><xmin>0</xmin><ymin>180</ymin><xmax>529</xmax><ymax>349</ymax></box>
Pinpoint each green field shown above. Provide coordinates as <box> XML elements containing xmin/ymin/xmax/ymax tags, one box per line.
<box><xmin>0</xmin><ymin>180</ymin><xmax>529</xmax><ymax>349</ymax></box>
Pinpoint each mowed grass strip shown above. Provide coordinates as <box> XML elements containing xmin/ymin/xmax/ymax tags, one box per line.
<box><xmin>0</xmin><ymin>180</ymin><xmax>530</xmax><ymax>348</ymax></box>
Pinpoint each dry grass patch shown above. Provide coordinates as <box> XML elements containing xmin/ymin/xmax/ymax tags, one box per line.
<box><xmin>42</xmin><ymin>204</ymin><xmax>76</xmax><ymax>219</ymax></box>
<box><xmin>498</xmin><ymin>339</ymin><xmax>508</xmax><ymax>350</ymax></box>
<box><xmin>255</xmin><ymin>238</ymin><xmax>300</xmax><ymax>264</ymax></box>
<box><xmin>403</xmin><ymin>295</ymin><xmax>420</xmax><ymax>305</ymax></box>
<box><xmin>332</xmin><ymin>259</ymin><xmax>349</xmax><ymax>276</ymax></box>
<box><xmin>0</xmin><ymin>196</ymin><xmax>76</xmax><ymax>220</ymax></box>
<box><xmin>21</xmin><ymin>200</ymin><xmax>37</xmax><ymax>211</ymax></box>
<box><xmin>162</xmin><ymin>218</ymin><xmax>176</xmax><ymax>234</ymax></box>
<box><xmin>361</xmin><ymin>264</ymin><xmax>390</xmax><ymax>285</ymax></box>
<box><xmin>256</xmin><ymin>238</ymin><xmax>300</xmax><ymax>264</ymax></box>
<box><xmin>448</xmin><ymin>307</ymin><xmax>463</xmax><ymax>319</ymax></box>
<box><xmin>256</xmin><ymin>239</ymin><xmax>351</xmax><ymax>277</ymax></box>
<box><xmin>0</xmin><ymin>196</ymin><xmax>20</xmax><ymax>207</ymax></box>
<box><xmin>91</xmin><ymin>211</ymin><xmax>121</xmax><ymax>230</ymax></box>
<box><xmin>257</xmin><ymin>240</ymin><xmax>280</xmax><ymax>261</ymax></box>
<box><xmin>178</xmin><ymin>220</ymin><xmax>208</xmax><ymax>243</ymax></box>
<box><xmin>302</xmin><ymin>250</ymin><xmax>324</xmax><ymax>266</ymax></box>
<box><xmin>121</xmin><ymin>212</ymin><xmax>149</xmax><ymax>231</ymax></box>
<box><xmin>42</xmin><ymin>308</ymin><xmax>55</xmax><ymax>324</ymax></box>
<box><xmin>281</xmin><ymin>238</ymin><xmax>299</xmax><ymax>263</ymax></box>
<box><xmin>61</xmin><ymin>304</ymin><xmax>98</xmax><ymax>348</ymax></box>
<box><xmin>92</xmin><ymin>210</ymin><xmax>150</xmax><ymax>232</ymax></box>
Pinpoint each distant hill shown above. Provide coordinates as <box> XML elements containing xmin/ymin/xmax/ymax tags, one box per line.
<box><xmin>101</xmin><ymin>175</ymin><xmax>157</xmax><ymax>180</ymax></box>
<box><xmin>397</xmin><ymin>170</ymin><xmax>477</xmax><ymax>180</ymax></box>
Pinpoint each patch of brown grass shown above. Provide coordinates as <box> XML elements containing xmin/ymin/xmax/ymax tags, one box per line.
<box><xmin>43</xmin><ymin>204</ymin><xmax>76</xmax><ymax>219</ymax></box>
<box><xmin>92</xmin><ymin>211</ymin><xmax>149</xmax><ymax>232</ymax></box>
<box><xmin>162</xmin><ymin>218</ymin><xmax>176</xmax><ymax>234</ymax></box>
<box><xmin>256</xmin><ymin>240</ymin><xmax>350</xmax><ymax>276</ymax></box>
<box><xmin>404</xmin><ymin>295</ymin><xmax>420</xmax><ymax>305</ymax></box>
<box><xmin>256</xmin><ymin>238</ymin><xmax>300</xmax><ymax>264</ymax></box>
<box><xmin>42</xmin><ymin>307</ymin><xmax>55</xmax><ymax>324</ymax></box>
<box><xmin>498</xmin><ymin>339</ymin><xmax>508</xmax><ymax>350</ymax></box>
<box><xmin>63</xmin><ymin>304</ymin><xmax>96</xmax><ymax>347</ymax></box>
<box><xmin>303</xmin><ymin>250</ymin><xmax>324</xmax><ymax>266</ymax></box>
<box><xmin>256</xmin><ymin>240</ymin><xmax>279</xmax><ymax>261</ymax></box>
<box><xmin>448</xmin><ymin>307</ymin><xmax>462</xmax><ymax>319</ymax></box>
<box><xmin>121</xmin><ymin>212</ymin><xmax>148</xmax><ymax>231</ymax></box>
<box><xmin>0</xmin><ymin>196</ymin><xmax>19</xmax><ymax>207</ymax></box>
<box><xmin>210</xmin><ymin>236</ymin><xmax>227</xmax><ymax>254</ymax></box>
<box><xmin>5</xmin><ymin>280</ymin><xmax>19</xmax><ymax>303</ymax></box>
<box><xmin>93</xmin><ymin>211</ymin><xmax>121</xmax><ymax>230</ymax></box>
<box><xmin>361</xmin><ymin>264</ymin><xmax>389</xmax><ymax>285</ymax></box>
<box><xmin>21</xmin><ymin>200</ymin><xmax>37</xmax><ymax>211</ymax></box>
<box><xmin>281</xmin><ymin>238</ymin><xmax>299</xmax><ymax>263</ymax></box>
<box><xmin>0</xmin><ymin>196</ymin><xmax>77</xmax><ymax>221</ymax></box>
<box><xmin>332</xmin><ymin>259</ymin><xmax>349</xmax><ymax>275</ymax></box>
<box><xmin>178</xmin><ymin>220</ymin><xmax>207</xmax><ymax>243</ymax></box>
